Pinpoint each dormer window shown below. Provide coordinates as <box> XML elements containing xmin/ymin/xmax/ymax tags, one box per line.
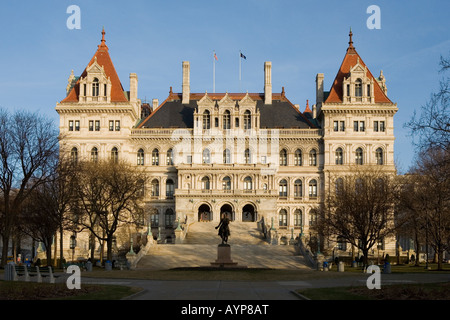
<box><xmin>202</xmin><ymin>110</ymin><xmax>210</xmax><ymax>130</ymax></box>
<box><xmin>355</xmin><ymin>79</ymin><xmax>362</xmax><ymax>97</ymax></box>
<box><xmin>92</xmin><ymin>78</ymin><xmax>99</xmax><ymax>97</ymax></box>
<box><xmin>244</xmin><ymin>110</ymin><xmax>251</xmax><ymax>130</ymax></box>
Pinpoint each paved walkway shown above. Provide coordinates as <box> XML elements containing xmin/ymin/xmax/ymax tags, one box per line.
<box><xmin>80</xmin><ymin>272</ymin><xmax>450</xmax><ymax>300</ymax></box>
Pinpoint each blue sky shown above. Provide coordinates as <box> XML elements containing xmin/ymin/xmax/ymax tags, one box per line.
<box><xmin>0</xmin><ymin>0</ymin><xmax>449</xmax><ymax>172</ymax></box>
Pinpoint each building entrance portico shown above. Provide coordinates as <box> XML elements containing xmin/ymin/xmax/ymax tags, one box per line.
<box><xmin>198</xmin><ymin>203</ymin><xmax>212</xmax><ymax>222</ymax></box>
<box><xmin>220</xmin><ymin>204</ymin><xmax>234</xmax><ymax>221</ymax></box>
<box><xmin>242</xmin><ymin>204</ymin><xmax>256</xmax><ymax>222</ymax></box>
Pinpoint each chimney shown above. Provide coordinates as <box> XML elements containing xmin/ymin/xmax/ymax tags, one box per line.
<box><xmin>152</xmin><ymin>98</ymin><xmax>159</xmax><ymax>110</ymax></box>
<box><xmin>182</xmin><ymin>61</ymin><xmax>190</xmax><ymax>104</ymax></box>
<box><xmin>264</xmin><ymin>61</ymin><xmax>272</xmax><ymax>105</ymax></box>
<box><xmin>130</xmin><ymin>73</ymin><xmax>138</xmax><ymax>103</ymax></box>
<box><xmin>316</xmin><ymin>73</ymin><xmax>324</xmax><ymax>107</ymax></box>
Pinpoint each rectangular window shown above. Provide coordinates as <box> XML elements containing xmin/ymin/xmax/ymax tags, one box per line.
<box><xmin>360</xmin><ymin>121</ymin><xmax>365</xmax><ymax>132</ymax></box>
<box><xmin>187</xmin><ymin>155</ymin><xmax>192</xmax><ymax>164</ymax></box>
<box><xmin>95</xmin><ymin>120</ymin><xmax>100</xmax><ymax>131</ymax></box>
<box><xmin>353</xmin><ymin>121</ymin><xmax>359</xmax><ymax>132</ymax></box>
<box><xmin>367</xmin><ymin>84</ymin><xmax>371</xmax><ymax>97</ymax></box>
<box><xmin>69</xmin><ymin>120</ymin><xmax>74</xmax><ymax>131</ymax></box>
<box><xmin>75</xmin><ymin>120</ymin><xmax>80</xmax><ymax>131</ymax></box>
<box><xmin>340</xmin><ymin>121</ymin><xmax>345</xmax><ymax>131</ymax></box>
<box><xmin>380</xmin><ymin>121</ymin><xmax>385</xmax><ymax>132</ymax></box>
<box><xmin>346</xmin><ymin>84</ymin><xmax>350</xmax><ymax>96</ymax></box>
<box><xmin>89</xmin><ymin>120</ymin><xmax>94</xmax><ymax>131</ymax></box>
<box><xmin>235</xmin><ymin>118</ymin><xmax>239</xmax><ymax>128</ymax></box>
<box><xmin>215</xmin><ymin>117</ymin><xmax>219</xmax><ymax>128</ymax></box>
<box><xmin>109</xmin><ymin>120</ymin><xmax>114</xmax><ymax>131</ymax></box>
<box><xmin>83</xmin><ymin>84</ymin><xmax>87</xmax><ymax>96</ymax></box>
<box><xmin>115</xmin><ymin>120</ymin><xmax>120</xmax><ymax>131</ymax></box>
<box><xmin>104</xmin><ymin>84</ymin><xmax>107</xmax><ymax>97</ymax></box>
<box><xmin>261</xmin><ymin>156</ymin><xmax>267</xmax><ymax>164</ymax></box>
<box><xmin>374</xmin><ymin>121</ymin><xmax>379</xmax><ymax>132</ymax></box>
<box><xmin>333</xmin><ymin>121</ymin><xmax>339</xmax><ymax>132</ymax></box>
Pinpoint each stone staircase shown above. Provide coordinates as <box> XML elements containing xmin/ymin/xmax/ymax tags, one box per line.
<box><xmin>136</xmin><ymin>221</ymin><xmax>311</xmax><ymax>270</ymax></box>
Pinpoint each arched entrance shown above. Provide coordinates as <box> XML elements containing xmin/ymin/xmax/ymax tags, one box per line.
<box><xmin>220</xmin><ymin>204</ymin><xmax>234</xmax><ymax>221</ymax></box>
<box><xmin>198</xmin><ymin>204</ymin><xmax>212</xmax><ymax>222</ymax></box>
<box><xmin>242</xmin><ymin>204</ymin><xmax>256</xmax><ymax>222</ymax></box>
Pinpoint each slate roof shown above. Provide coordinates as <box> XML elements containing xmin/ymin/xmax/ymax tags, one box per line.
<box><xmin>138</xmin><ymin>92</ymin><xmax>318</xmax><ymax>129</ymax></box>
<box><xmin>61</xmin><ymin>28</ymin><xmax>128</xmax><ymax>104</ymax></box>
<box><xmin>325</xmin><ymin>30</ymin><xmax>392</xmax><ymax>104</ymax></box>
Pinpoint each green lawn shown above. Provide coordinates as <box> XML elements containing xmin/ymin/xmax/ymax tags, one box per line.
<box><xmin>297</xmin><ymin>282</ymin><xmax>450</xmax><ymax>300</ymax></box>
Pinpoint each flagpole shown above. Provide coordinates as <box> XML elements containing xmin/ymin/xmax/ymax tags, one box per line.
<box><xmin>213</xmin><ymin>50</ymin><xmax>216</xmax><ymax>93</ymax></box>
<box><xmin>239</xmin><ymin>50</ymin><xmax>242</xmax><ymax>92</ymax></box>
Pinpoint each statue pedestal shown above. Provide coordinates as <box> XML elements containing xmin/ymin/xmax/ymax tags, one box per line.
<box><xmin>210</xmin><ymin>244</ymin><xmax>244</xmax><ymax>268</ymax></box>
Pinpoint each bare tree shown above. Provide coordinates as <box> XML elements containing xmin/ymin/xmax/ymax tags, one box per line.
<box><xmin>72</xmin><ymin>160</ymin><xmax>147</xmax><ymax>262</ymax></box>
<box><xmin>312</xmin><ymin>166</ymin><xmax>399</xmax><ymax>266</ymax></box>
<box><xmin>0</xmin><ymin>108</ymin><xmax>59</xmax><ymax>266</ymax></box>
<box><xmin>408</xmin><ymin>148</ymin><xmax>450</xmax><ymax>270</ymax></box>
<box><xmin>405</xmin><ymin>54</ymin><xmax>450</xmax><ymax>152</ymax></box>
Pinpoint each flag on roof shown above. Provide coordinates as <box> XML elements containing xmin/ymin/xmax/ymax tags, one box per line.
<box><xmin>214</xmin><ymin>52</ymin><xmax>218</xmax><ymax>61</ymax></box>
<box><xmin>240</xmin><ymin>52</ymin><xmax>246</xmax><ymax>59</ymax></box>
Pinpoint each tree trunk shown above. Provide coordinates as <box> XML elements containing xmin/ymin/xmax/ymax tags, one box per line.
<box><xmin>1</xmin><ymin>234</ymin><xmax>10</xmax><ymax>266</ymax></box>
<box><xmin>107</xmin><ymin>238</ymin><xmax>113</xmax><ymax>262</ymax></box>
<box><xmin>59</xmin><ymin>226</ymin><xmax>64</xmax><ymax>268</ymax></box>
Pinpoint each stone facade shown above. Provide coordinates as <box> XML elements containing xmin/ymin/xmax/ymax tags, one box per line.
<box><xmin>54</xmin><ymin>29</ymin><xmax>398</xmax><ymax>262</ymax></box>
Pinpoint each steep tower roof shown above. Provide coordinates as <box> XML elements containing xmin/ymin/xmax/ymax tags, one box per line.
<box><xmin>61</xmin><ymin>28</ymin><xmax>128</xmax><ymax>103</ymax></box>
<box><xmin>325</xmin><ymin>30</ymin><xmax>392</xmax><ymax>104</ymax></box>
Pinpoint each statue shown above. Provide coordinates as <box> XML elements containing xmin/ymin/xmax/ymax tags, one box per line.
<box><xmin>215</xmin><ymin>214</ymin><xmax>230</xmax><ymax>245</ymax></box>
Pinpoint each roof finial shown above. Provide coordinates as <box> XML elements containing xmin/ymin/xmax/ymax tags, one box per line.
<box><xmin>101</xmin><ymin>27</ymin><xmax>106</xmax><ymax>44</ymax></box>
<box><xmin>349</xmin><ymin>27</ymin><xmax>354</xmax><ymax>48</ymax></box>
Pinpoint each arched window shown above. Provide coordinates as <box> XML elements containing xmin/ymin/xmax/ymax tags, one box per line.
<box><xmin>152</xmin><ymin>149</ymin><xmax>159</xmax><ymax>166</ymax></box>
<box><xmin>279</xmin><ymin>179</ymin><xmax>288</xmax><ymax>197</ymax></box>
<box><xmin>335</xmin><ymin>178</ymin><xmax>344</xmax><ymax>195</ymax></box>
<box><xmin>91</xmin><ymin>147</ymin><xmax>98</xmax><ymax>162</ymax></box>
<box><xmin>166</xmin><ymin>179</ymin><xmax>174</xmax><ymax>199</ymax></box>
<box><xmin>355</xmin><ymin>78</ymin><xmax>362</xmax><ymax>97</ymax></box>
<box><xmin>244</xmin><ymin>110</ymin><xmax>251</xmax><ymax>130</ymax></box>
<box><xmin>71</xmin><ymin>147</ymin><xmax>78</xmax><ymax>164</ymax></box>
<box><xmin>309</xmin><ymin>149</ymin><xmax>317</xmax><ymax>166</ymax></box>
<box><xmin>92</xmin><ymin>78</ymin><xmax>99</xmax><ymax>97</ymax></box>
<box><xmin>202</xmin><ymin>149</ymin><xmax>211</xmax><ymax>164</ymax></box>
<box><xmin>244</xmin><ymin>176</ymin><xmax>252</xmax><ymax>191</ymax></box>
<box><xmin>279</xmin><ymin>209</ymin><xmax>288</xmax><ymax>227</ymax></box>
<box><xmin>294</xmin><ymin>209</ymin><xmax>302</xmax><ymax>227</ymax></box>
<box><xmin>223</xmin><ymin>149</ymin><xmax>231</xmax><ymax>164</ymax></box>
<box><xmin>335</xmin><ymin>147</ymin><xmax>343</xmax><ymax>165</ymax></box>
<box><xmin>201</xmin><ymin>176</ymin><xmax>210</xmax><ymax>191</ymax></box>
<box><xmin>355</xmin><ymin>147</ymin><xmax>363</xmax><ymax>165</ymax></box>
<box><xmin>202</xmin><ymin>110</ymin><xmax>210</xmax><ymax>130</ymax></box>
<box><xmin>294</xmin><ymin>179</ymin><xmax>303</xmax><ymax>198</ymax></box>
<box><xmin>309</xmin><ymin>179</ymin><xmax>318</xmax><ymax>198</ymax></box>
<box><xmin>167</xmin><ymin>148</ymin><xmax>173</xmax><ymax>166</ymax></box>
<box><xmin>137</xmin><ymin>179</ymin><xmax>145</xmax><ymax>198</ymax></box>
<box><xmin>375</xmin><ymin>147</ymin><xmax>383</xmax><ymax>165</ymax></box>
<box><xmin>222</xmin><ymin>176</ymin><xmax>231</xmax><ymax>191</ymax></box>
<box><xmin>279</xmin><ymin>149</ymin><xmax>287</xmax><ymax>166</ymax></box>
<box><xmin>294</xmin><ymin>149</ymin><xmax>302</xmax><ymax>166</ymax></box>
<box><xmin>111</xmin><ymin>147</ymin><xmax>119</xmax><ymax>163</ymax></box>
<box><xmin>151</xmin><ymin>179</ymin><xmax>159</xmax><ymax>197</ymax></box>
<box><xmin>137</xmin><ymin>149</ymin><xmax>145</xmax><ymax>166</ymax></box>
<box><xmin>244</xmin><ymin>149</ymin><xmax>251</xmax><ymax>164</ymax></box>
<box><xmin>223</xmin><ymin>110</ymin><xmax>231</xmax><ymax>129</ymax></box>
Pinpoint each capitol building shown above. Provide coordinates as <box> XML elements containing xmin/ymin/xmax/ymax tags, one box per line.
<box><xmin>55</xmin><ymin>29</ymin><xmax>398</xmax><ymax>262</ymax></box>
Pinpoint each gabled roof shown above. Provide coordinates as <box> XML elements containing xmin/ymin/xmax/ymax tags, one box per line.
<box><xmin>61</xmin><ymin>28</ymin><xmax>128</xmax><ymax>103</ymax></box>
<box><xmin>325</xmin><ymin>30</ymin><xmax>392</xmax><ymax>104</ymax></box>
<box><xmin>138</xmin><ymin>90</ymin><xmax>318</xmax><ymax>129</ymax></box>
